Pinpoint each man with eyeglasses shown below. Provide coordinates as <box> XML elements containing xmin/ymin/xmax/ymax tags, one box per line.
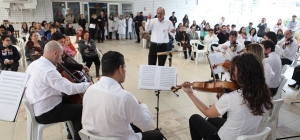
<box><xmin>0</xmin><ymin>35</ymin><xmax>20</xmax><ymax>71</ymax></box>
<box><xmin>146</xmin><ymin>7</ymin><xmax>175</xmax><ymax>66</ymax></box>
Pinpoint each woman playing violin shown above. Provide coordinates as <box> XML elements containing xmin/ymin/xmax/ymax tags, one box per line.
<box><xmin>182</xmin><ymin>53</ymin><xmax>273</xmax><ymax>140</ymax></box>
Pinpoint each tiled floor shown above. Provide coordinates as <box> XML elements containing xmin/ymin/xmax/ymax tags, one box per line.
<box><xmin>1</xmin><ymin>40</ymin><xmax>300</xmax><ymax>140</ymax></box>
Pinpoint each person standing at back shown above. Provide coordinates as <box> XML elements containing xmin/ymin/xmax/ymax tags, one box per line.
<box><xmin>169</xmin><ymin>12</ymin><xmax>177</xmax><ymax>27</ymax></box>
<box><xmin>133</xmin><ymin>12</ymin><xmax>143</xmax><ymax>43</ymax></box>
<box><xmin>97</xmin><ymin>11</ymin><xmax>107</xmax><ymax>43</ymax></box>
<box><xmin>287</xmin><ymin>15</ymin><xmax>298</xmax><ymax>33</ymax></box>
<box><xmin>257</xmin><ymin>18</ymin><xmax>267</xmax><ymax>37</ymax></box>
<box><xmin>146</xmin><ymin>7</ymin><xmax>175</xmax><ymax>66</ymax></box>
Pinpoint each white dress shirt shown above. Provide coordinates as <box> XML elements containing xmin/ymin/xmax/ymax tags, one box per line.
<box><xmin>25</xmin><ymin>57</ymin><xmax>90</xmax><ymax>116</ymax></box>
<box><xmin>82</xmin><ymin>77</ymin><xmax>153</xmax><ymax>140</ymax></box>
<box><xmin>218</xmin><ymin>41</ymin><xmax>243</xmax><ymax>60</ymax></box>
<box><xmin>263</xmin><ymin>59</ymin><xmax>275</xmax><ymax>86</ymax></box>
<box><xmin>274</xmin><ymin>45</ymin><xmax>281</xmax><ymax>56</ymax></box>
<box><xmin>287</xmin><ymin>21</ymin><xmax>298</xmax><ymax>32</ymax></box>
<box><xmin>247</xmin><ymin>34</ymin><xmax>257</xmax><ymax>42</ymax></box>
<box><xmin>145</xmin><ymin>18</ymin><xmax>174</xmax><ymax>43</ymax></box>
<box><xmin>265</xmin><ymin>52</ymin><xmax>281</xmax><ymax>88</ymax></box>
<box><xmin>204</xmin><ymin>34</ymin><xmax>219</xmax><ymax>45</ymax></box>
<box><xmin>281</xmin><ymin>38</ymin><xmax>298</xmax><ymax>61</ymax></box>
<box><xmin>216</xmin><ymin>90</ymin><xmax>265</xmax><ymax>140</ymax></box>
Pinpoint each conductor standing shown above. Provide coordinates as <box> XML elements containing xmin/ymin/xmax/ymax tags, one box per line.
<box><xmin>146</xmin><ymin>7</ymin><xmax>175</xmax><ymax>66</ymax></box>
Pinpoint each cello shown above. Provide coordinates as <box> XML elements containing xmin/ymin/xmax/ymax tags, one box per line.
<box><xmin>57</xmin><ymin>52</ymin><xmax>94</xmax><ymax>104</ymax></box>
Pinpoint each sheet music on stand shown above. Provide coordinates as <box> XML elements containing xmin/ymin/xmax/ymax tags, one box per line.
<box><xmin>208</xmin><ymin>53</ymin><xmax>226</xmax><ymax>74</ymax></box>
<box><xmin>0</xmin><ymin>71</ymin><xmax>30</xmax><ymax>122</ymax></box>
<box><xmin>138</xmin><ymin>65</ymin><xmax>177</xmax><ymax>91</ymax></box>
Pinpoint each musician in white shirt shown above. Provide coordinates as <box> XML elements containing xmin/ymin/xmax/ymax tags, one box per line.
<box><xmin>82</xmin><ymin>51</ymin><xmax>164</xmax><ymax>140</ymax></box>
<box><xmin>25</xmin><ymin>41</ymin><xmax>92</xmax><ymax>140</ymax></box>
<box><xmin>278</xmin><ymin>30</ymin><xmax>298</xmax><ymax>65</ymax></box>
<box><xmin>146</xmin><ymin>7</ymin><xmax>175</xmax><ymax>66</ymax></box>
<box><xmin>264</xmin><ymin>32</ymin><xmax>281</xmax><ymax>56</ymax></box>
<box><xmin>287</xmin><ymin>15</ymin><xmax>298</xmax><ymax>33</ymax></box>
<box><xmin>217</xmin><ymin>31</ymin><xmax>244</xmax><ymax>60</ymax></box>
<box><xmin>261</xmin><ymin>40</ymin><xmax>282</xmax><ymax>96</ymax></box>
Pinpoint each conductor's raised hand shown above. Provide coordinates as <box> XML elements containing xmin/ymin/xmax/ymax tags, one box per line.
<box><xmin>181</xmin><ymin>81</ymin><xmax>193</xmax><ymax>95</ymax></box>
<box><xmin>170</xmin><ymin>27</ymin><xmax>175</xmax><ymax>33</ymax></box>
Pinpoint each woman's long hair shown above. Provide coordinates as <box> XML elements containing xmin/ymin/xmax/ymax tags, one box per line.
<box><xmin>64</xmin><ymin>36</ymin><xmax>77</xmax><ymax>53</ymax></box>
<box><xmin>246</xmin><ymin>44</ymin><xmax>264</xmax><ymax>60</ymax></box>
<box><xmin>230</xmin><ymin>53</ymin><xmax>273</xmax><ymax>116</ymax></box>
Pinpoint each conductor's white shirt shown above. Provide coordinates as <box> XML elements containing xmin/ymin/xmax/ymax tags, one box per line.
<box><xmin>145</xmin><ymin>18</ymin><xmax>174</xmax><ymax>43</ymax></box>
<box><xmin>82</xmin><ymin>76</ymin><xmax>153</xmax><ymax>140</ymax></box>
<box><xmin>25</xmin><ymin>56</ymin><xmax>90</xmax><ymax>116</ymax></box>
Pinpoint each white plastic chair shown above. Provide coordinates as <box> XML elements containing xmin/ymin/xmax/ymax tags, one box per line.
<box><xmin>174</xmin><ymin>41</ymin><xmax>183</xmax><ymax>58</ymax></box>
<box><xmin>281</xmin><ymin>65</ymin><xmax>288</xmax><ymax>74</ymax></box>
<box><xmin>12</xmin><ymin>45</ymin><xmax>25</xmax><ymax>71</ymax></box>
<box><xmin>291</xmin><ymin>53</ymin><xmax>300</xmax><ymax>67</ymax></box>
<box><xmin>190</xmin><ymin>40</ymin><xmax>207</xmax><ymax>65</ymax></box>
<box><xmin>141</xmin><ymin>38</ymin><xmax>147</xmax><ymax>48</ymax></box>
<box><xmin>273</xmin><ymin>75</ymin><xmax>287</xmax><ymax>100</ymax></box>
<box><xmin>22</xmin><ymin>98</ymin><xmax>74</xmax><ymax>140</ymax></box>
<box><xmin>236</xmin><ymin>127</ymin><xmax>271</xmax><ymax>140</ymax></box>
<box><xmin>259</xmin><ymin>99</ymin><xmax>284</xmax><ymax>140</ymax></box>
<box><xmin>79</xmin><ymin>129</ymin><xmax>120</xmax><ymax>140</ymax></box>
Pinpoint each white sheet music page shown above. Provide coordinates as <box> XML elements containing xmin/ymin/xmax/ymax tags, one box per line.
<box><xmin>156</xmin><ymin>67</ymin><xmax>177</xmax><ymax>90</ymax></box>
<box><xmin>209</xmin><ymin>53</ymin><xmax>225</xmax><ymax>74</ymax></box>
<box><xmin>138</xmin><ymin>65</ymin><xmax>158</xmax><ymax>90</ymax></box>
<box><xmin>0</xmin><ymin>71</ymin><xmax>30</xmax><ymax>122</ymax></box>
<box><xmin>138</xmin><ymin>65</ymin><xmax>177</xmax><ymax>91</ymax></box>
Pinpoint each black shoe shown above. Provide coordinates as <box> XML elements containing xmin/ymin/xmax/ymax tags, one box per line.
<box><xmin>288</xmin><ymin>83</ymin><xmax>297</xmax><ymax>88</ymax></box>
<box><xmin>98</xmin><ymin>41</ymin><xmax>100</xmax><ymax>43</ymax></box>
<box><xmin>135</xmin><ymin>41</ymin><xmax>140</xmax><ymax>43</ymax></box>
<box><xmin>67</xmin><ymin>133</ymin><xmax>72</xmax><ymax>140</ymax></box>
<box><xmin>191</xmin><ymin>57</ymin><xmax>194</xmax><ymax>61</ymax></box>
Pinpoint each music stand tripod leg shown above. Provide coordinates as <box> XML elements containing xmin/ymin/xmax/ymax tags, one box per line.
<box><xmin>154</xmin><ymin>90</ymin><xmax>168</xmax><ymax>140</ymax></box>
<box><xmin>168</xmin><ymin>53</ymin><xmax>179</xmax><ymax>97</ymax></box>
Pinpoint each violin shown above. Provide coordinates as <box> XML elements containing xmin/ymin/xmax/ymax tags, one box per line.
<box><xmin>230</xmin><ymin>41</ymin><xmax>238</xmax><ymax>52</ymax></box>
<box><xmin>170</xmin><ymin>80</ymin><xmax>239</xmax><ymax>93</ymax></box>
<box><xmin>212</xmin><ymin>60</ymin><xmax>231</xmax><ymax>70</ymax></box>
<box><xmin>57</xmin><ymin>52</ymin><xmax>94</xmax><ymax>104</ymax></box>
<box><xmin>283</xmin><ymin>36</ymin><xmax>294</xmax><ymax>49</ymax></box>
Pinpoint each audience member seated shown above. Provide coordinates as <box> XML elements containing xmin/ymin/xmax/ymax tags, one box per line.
<box><xmin>20</xmin><ymin>22</ymin><xmax>29</xmax><ymax>39</ymax></box>
<box><xmin>277</xmin><ymin>29</ymin><xmax>284</xmax><ymax>41</ymax></box>
<box><xmin>78</xmin><ymin>30</ymin><xmax>100</xmax><ymax>77</ymax></box>
<box><xmin>6</xmin><ymin>30</ymin><xmax>17</xmax><ymax>45</ymax></box>
<box><xmin>65</xmin><ymin>23</ymin><xmax>76</xmax><ymax>36</ymax></box>
<box><xmin>36</xmin><ymin>23</ymin><xmax>45</xmax><ymax>36</ymax></box>
<box><xmin>264</xmin><ymin>32</ymin><xmax>280</xmax><ymax>56</ymax></box>
<box><xmin>44</xmin><ymin>23</ymin><xmax>50</xmax><ymax>36</ymax></box>
<box><xmin>190</xmin><ymin>20</ymin><xmax>200</xmax><ymax>31</ymax></box>
<box><xmin>217</xmin><ymin>25</ymin><xmax>229</xmax><ymax>44</ymax></box>
<box><xmin>41</xmin><ymin>21</ymin><xmax>47</xmax><ymax>30</ymax></box>
<box><xmin>184</xmin><ymin>53</ymin><xmax>273</xmax><ymax>140</ymax></box>
<box><xmin>189</xmin><ymin>26</ymin><xmax>205</xmax><ymax>52</ymax></box>
<box><xmin>230</xmin><ymin>24</ymin><xmax>236</xmax><ymax>31</ymax></box>
<box><xmin>75</xmin><ymin>26</ymin><xmax>83</xmax><ymax>43</ymax></box>
<box><xmin>63</xmin><ymin>36</ymin><xmax>77</xmax><ymax>57</ymax></box>
<box><xmin>247</xmin><ymin>28</ymin><xmax>257</xmax><ymax>43</ymax></box>
<box><xmin>213</xmin><ymin>24</ymin><xmax>220</xmax><ymax>34</ymax></box>
<box><xmin>200</xmin><ymin>24</ymin><xmax>210</xmax><ymax>40</ymax></box>
<box><xmin>26</xmin><ymin>26</ymin><xmax>41</xmax><ymax>41</ymax></box>
<box><xmin>82</xmin><ymin>51</ymin><xmax>164</xmax><ymax>140</ymax></box>
<box><xmin>204</xmin><ymin>29</ymin><xmax>219</xmax><ymax>52</ymax></box>
<box><xmin>237</xmin><ymin>27</ymin><xmax>248</xmax><ymax>44</ymax></box>
<box><xmin>245</xmin><ymin>22</ymin><xmax>253</xmax><ymax>34</ymax></box>
<box><xmin>278</xmin><ymin>30</ymin><xmax>298</xmax><ymax>65</ymax></box>
<box><xmin>183</xmin><ymin>22</ymin><xmax>191</xmax><ymax>32</ymax></box>
<box><xmin>288</xmin><ymin>66</ymin><xmax>300</xmax><ymax>89</ymax></box>
<box><xmin>176</xmin><ymin>23</ymin><xmax>182</xmax><ymax>32</ymax></box>
<box><xmin>1</xmin><ymin>20</ymin><xmax>14</xmax><ymax>33</ymax></box>
<box><xmin>176</xmin><ymin>26</ymin><xmax>193</xmax><ymax>60</ymax></box>
<box><xmin>274</xmin><ymin>19</ymin><xmax>283</xmax><ymax>33</ymax></box>
<box><xmin>244</xmin><ymin>44</ymin><xmax>274</xmax><ymax>86</ymax></box>
<box><xmin>261</xmin><ymin>40</ymin><xmax>281</xmax><ymax>96</ymax></box>
<box><xmin>46</xmin><ymin>23</ymin><xmax>57</xmax><ymax>41</ymax></box>
<box><xmin>0</xmin><ymin>35</ymin><xmax>20</xmax><ymax>71</ymax></box>
<box><xmin>25</xmin><ymin>31</ymin><xmax>45</xmax><ymax>62</ymax></box>
<box><xmin>226</xmin><ymin>24</ymin><xmax>230</xmax><ymax>33</ymax></box>
<box><xmin>56</xmin><ymin>21</ymin><xmax>65</xmax><ymax>34</ymax></box>
<box><xmin>199</xmin><ymin>20</ymin><xmax>206</xmax><ymax>30</ymax></box>
<box><xmin>139</xmin><ymin>21</ymin><xmax>151</xmax><ymax>48</ymax></box>
<box><xmin>32</xmin><ymin>22</ymin><xmax>37</xmax><ymax>28</ymax></box>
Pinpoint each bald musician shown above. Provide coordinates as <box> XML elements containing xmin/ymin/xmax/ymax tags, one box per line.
<box><xmin>25</xmin><ymin>41</ymin><xmax>92</xmax><ymax>140</ymax></box>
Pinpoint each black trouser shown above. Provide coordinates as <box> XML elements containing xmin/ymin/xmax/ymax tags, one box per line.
<box><xmin>183</xmin><ymin>47</ymin><xmax>192</xmax><ymax>59</ymax></box>
<box><xmin>269</xmin><ymin>87</ymin><xmax>278</xmax><ymax>97</ymax></box>
<box><xmin>148</xmin><ymin>43</ymin><xmax>167</xmax><ymax>66</ymax></box>
<box><xmin>85</xmin><ymin>55</ymin><xmax>100</xmax><ymax>68</ymax></box>
<box><xmin>131</xmin><ymin>124</ymin><xmax>164</xmax><ymax>140</ymax></box>
<box><xmin>281</xmin><ymin>58</ymin><xmax>293</xmax><ymax>65</ymax></box>
<box><xmin>135</xmin><ymin>25</ymin><xmax>141</xmax><ymax>42</ymax></box>
<box><xmin>109</xmin><ymin>32</ymin><xmax>113</xmax><ymax>39</ymax></box>
<box><xmin>292</xmin><ymin>66</ymin><xmax>300</xmax><ymax>84</ymax></box>
<box><xmin>35</xmin><ymin>97</ymin><xmax>82</xmax><ymax>140</ymax></box>
<box><xmin>189</xmin><ymin>114</ymin><xmax>224</xmax><ymax>140</ymax></box>
<box><xmin>97</xmin><ymin>27</ymin><xmax>105</xmax><ymax>42</ymax></box>
<box><xmin>89</xmin><ymin>28</ymin><xmax>96</xmax><ymax>40</ymax></box>
<box><xmin>1</xmin><ymin>62</ymin><xmax>19</xmax><ymax>71</ymax></box>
